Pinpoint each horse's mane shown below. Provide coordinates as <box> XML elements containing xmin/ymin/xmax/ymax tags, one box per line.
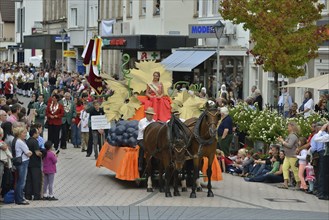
<box><xmin>167</xmin><ymin>114</ymin><xmax>191</xmax><ymax>146</ymax></box>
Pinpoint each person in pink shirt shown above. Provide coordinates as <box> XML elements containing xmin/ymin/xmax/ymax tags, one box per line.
<box><xmin>42</xmin><ymin>141</ymin><xmax>58</xmax><ymax>201</ymax></box>
<box><xmin>7</xmin><ymin>104</ymin><xmax>21</xmax><ymax>124</ymax></box>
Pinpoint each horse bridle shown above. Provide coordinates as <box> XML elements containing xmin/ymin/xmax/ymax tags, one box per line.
<box><xmin>193</xmin><ymin>109</ymin><xmax>218</xmax><ymax>146</ymax></box>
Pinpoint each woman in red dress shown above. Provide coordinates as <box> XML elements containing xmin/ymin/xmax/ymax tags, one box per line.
<box><xmin>46</xmin><ymin>94</ymin><xmax>64</xmax><ymax>150</ymax></box>
<box><xmin>144</xmin><ymin>71</ymin><xmax>171</xmax><ymax>121</ymax></box>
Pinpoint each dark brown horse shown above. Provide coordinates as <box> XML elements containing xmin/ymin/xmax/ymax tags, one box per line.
<box><xmin>184</xmin><ymin>103</ymin><xmax>220</xmax><ymax>198</ymax></box>
<box><xmin>143</xmin><ymin>114</ymin><xmax>192</xmax><ymax>197</ymax></box>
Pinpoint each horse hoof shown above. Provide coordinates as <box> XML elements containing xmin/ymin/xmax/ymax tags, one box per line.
<box><xmin>165</xmin><ymin>192</ymin><xmax>172</xmax><ymax>197</ymax></box>
<box><xmin>197</xmin><ymin>186</ymin><xmax>203</xmax><ymax>192</ymax></box>
<box><xmin>159</xmin><ymin>188</ymin><xmax>165</xmax><ymax>193</ymax></box>
<box><xmin>147</xmin><ymin>188</ymin><xmax>153</xmax><ymax>192</ymax></box>
<box><xmin>181</xmin><ymin>187</ymin><xmax>187</xmax><ymax>192</ymax></box>
<box><xmin>174</xmin><ymin>191</ymin><xmax>181</xmax><ymax>196</ymax></box>
<box><xmin>190</xmin><ymin>192</ymin><xmax>197</xmax><ymax>198</ymax></box>
<box><xmin>207</xmin><ymin>191</ymin><xmax>214</xmax><ymax>197</ymax></box>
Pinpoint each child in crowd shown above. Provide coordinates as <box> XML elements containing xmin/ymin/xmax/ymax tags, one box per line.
<box><xmin>78</xmin><ymin>102</ymin><xmax>89</xmax><ymax>152</ymax></box>
<box><xmin>296</xmin><ymin>137</ymin><xmax>308</xmax><ymax>191</ymax></box>
<box><xmin>42</xmin><ymin>141</ymin><xmax>58</xmax><ymax>201</ymax></box>
<box><xmin>305</xmin><ymin>155</ymin><xmax>316</xmax><ymax>194</ymax></box>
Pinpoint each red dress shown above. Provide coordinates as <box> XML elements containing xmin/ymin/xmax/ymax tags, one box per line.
<box><xmin>144</xmin><ymin>82</ymin><xmax>171</xmax><ymax>122</ymax></box>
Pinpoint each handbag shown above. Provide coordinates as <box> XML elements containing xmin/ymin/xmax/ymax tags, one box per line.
<box><xmin>44</xmin><ymin>120</ymin><xmax>49</xmax><ymax>129</ymax></box>
<box><xmin>12</xmin><ymin>152</ymin><xmax>23</xmax><ymax>166</ymax></box>
<box><xmin>294</xmin><ymin>159</ymin><xmax>299</xmax><ymax>168</ymax></box>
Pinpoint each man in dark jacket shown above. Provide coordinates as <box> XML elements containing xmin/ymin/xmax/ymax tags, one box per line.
<box><xmin>25</xmin><ymin>128</ymin><xmax>42</xmax><ymax>200</ymax></box>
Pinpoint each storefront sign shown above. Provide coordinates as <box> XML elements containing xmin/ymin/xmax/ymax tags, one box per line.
<box><xmin>137</xmin><ymin>51</ymin><xmax>160</xmax><ymax>60</ymax></box>
<box><xmin>108</xmin><ymin>38</ymin><xmax>127</xmax><ymax>46</ymax></box>
<box><xmin>91</xmin><ymin>115</ymin><xmax>111</xmax><ymax>130</ymax></box>
<box><xmin>64</xmin><ymin>50</ymin><xmax>76</xmax><ymax>58</ymax></box>
<box><xmin>188</xmin><ymin>24</ymin><xmax>217</xmax><ymax>38</ymax></box>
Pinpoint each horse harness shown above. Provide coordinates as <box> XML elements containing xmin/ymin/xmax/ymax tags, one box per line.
<box><xmin>191</xmin><ymin>109</ymin><xmax>218</xmax><ymax>158</ymax></box>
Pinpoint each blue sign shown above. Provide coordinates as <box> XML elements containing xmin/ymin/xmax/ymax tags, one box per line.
<box><xmin>188</xmin><ymin>24</ymin><xmax>217</xmax><ymax>38</ymax></box>
<box><xmin>54</xmin><ymin>36</ymin><xmax>70</xmax><ymax>43</ymax></box>
<box><xmin>76</xmin><ymin>60</ymin><xmax>85</xmax><ymax>74</ymax></box>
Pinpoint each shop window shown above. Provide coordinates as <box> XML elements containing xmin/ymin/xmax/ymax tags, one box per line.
<box><xmin>220</xmin><ymin>56</ymin><xmax>244</xmax><ymax>100</ymax></box>
<box><xmin>140</xmin><ymin>0</ymin><xmax>146</xmax><ymax>16</ymax></box>
<box><xmin>154</xmin><ymin>0</ymin><xmax>160</xmax><ymax>15</ymax></box>
<box><xmin>71</xmin><ymin>8</ymin><xmax>77</xmax><ymax>27</ymax></box>
<box><xmin>126</xmin><ymin>0</ymin><xmax>133</xmax><ymax>18</ymax></box>
<box><xmin>193</xmin><ymin>0</ymin><xmax>199</xmax><ymax>17</ymax></box>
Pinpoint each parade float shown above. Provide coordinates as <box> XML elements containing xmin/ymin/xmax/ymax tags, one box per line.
<box><xmin>95</xmin><ymin>54</ymin><xmax>222</xmax><ymax>183</ymax></box>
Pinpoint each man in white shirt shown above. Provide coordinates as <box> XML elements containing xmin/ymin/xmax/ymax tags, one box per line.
<box><xmin>278</xmin><ymin>88</ymin><xmax>293</xmax><ymax>118</ymax></box>
<box><xmin>314</xmin><ymin>122</ymin><xmax>329</xmax><ymax>200</ymax></box>
<box><xmin>137</xmin><ymin>107</ymin><xmax>155</xmax><ymax>172</ymax></box>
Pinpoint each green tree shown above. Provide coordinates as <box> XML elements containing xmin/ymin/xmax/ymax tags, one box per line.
<box><xmin>220</xmin><ymin>0</ymin><xmax>329</xmax><ymax>79</ymax></box>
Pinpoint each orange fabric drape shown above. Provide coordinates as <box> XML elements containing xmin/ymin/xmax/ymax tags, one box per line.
<box><xmin>201</xmin><ymin>156</ymin><xmax>223</xmax><ymax>181</ymax></box>
<box><xmin>96</xmin><ymin>142</ymin><xmax>140</xmax><ymax>181</ymax></box>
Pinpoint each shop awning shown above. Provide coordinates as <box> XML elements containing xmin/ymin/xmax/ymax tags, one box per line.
<box><xmin>283</xmin><ymin>74</ymin><xmax>329</xmax><ymax>90</ymax></box>
<box><xmin>161</xmin><ymin>50</ymin><xmax>216</xmax><ymax>72</ymax></box>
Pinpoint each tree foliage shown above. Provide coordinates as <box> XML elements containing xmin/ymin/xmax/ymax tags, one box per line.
<box><xmin>220</xmin><ymin>0</ymin><xmax>329</xmax><ymax>78</ymax></box>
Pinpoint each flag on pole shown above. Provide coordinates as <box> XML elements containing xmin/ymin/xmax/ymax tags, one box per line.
<box><xmin>82</xmin><ymin>37</ymin><xmax>103</xmax><ymax>94</ymax></box>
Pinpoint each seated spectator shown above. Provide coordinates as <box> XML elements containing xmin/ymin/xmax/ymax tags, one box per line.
<box><xmin>248</xmin><ymin>144</ymin><xmax>280</xmax><ymax>178</ymax></box>
<box><xmin>245</xmin><ymin>154</ymin><xmax>281</xmax><ymax>182</ymax></box>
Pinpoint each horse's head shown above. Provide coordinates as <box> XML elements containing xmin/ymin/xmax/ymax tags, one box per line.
<box><xmin>172</xmin><ymin>138</ymin><xmax>188</xmax><ymax>171</ymax></box>
<box><xmin>203</xmin><ymin>106</ymin><xmax>220</xmax><ymax>137</ymax></box>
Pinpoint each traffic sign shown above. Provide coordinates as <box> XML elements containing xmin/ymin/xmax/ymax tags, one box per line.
<box><xmin>54</xmin><ymin>36</ymin><xmax>70</xmax><ymax>43</ymax></box>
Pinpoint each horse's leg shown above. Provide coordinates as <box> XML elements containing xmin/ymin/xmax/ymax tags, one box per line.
<box><xmin>158</xmin><ymin>161</ymin><xmax>165</xmax><ymax>193</ymax></box>
<box><xmin>173</xmin><ymin>169</ymin><xmax>181</xmax><ymax>196</ymax></box>
<box><xmin>197</xmin><ymin>159</ymin><xmax>203</xmax><ymax>192</ymax></box>
<box><xmin>190</xmin><ymin>158</ymin><xmax>199</xmax><ymax>198</ymax></box>
<box><xmin>206</xmin><ymin>155</ymin><xmax>214</xmax><ymax>197</ymax></box>
<box><xmin>145</xmin><ymin>155</ymin><xmax>153</xmax><ymax>192</ymax></box>
<box><xmin>181</xmin><ymin>164</ymin><xmax>187</xmax><ymax>192</ymax></box>
<box><xmin>164</xmin><ymin>165</ymin><xmax>172</xmax><ymax>197</ymax></box>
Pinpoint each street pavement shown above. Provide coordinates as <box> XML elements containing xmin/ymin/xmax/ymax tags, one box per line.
<box><xmin>0</xmin><ymin>95</ymin><xmax>328</xmax><ymax>220</ymax></box>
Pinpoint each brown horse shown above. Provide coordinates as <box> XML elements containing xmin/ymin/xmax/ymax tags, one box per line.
<box><xmin>143</xmin><ymin>114</ymin><xmax>192</xmax><ymax>197</ymax></box>
<box><xmin>184</xmin><ymin>103</ymin><xmax>220</xmax><ymax>198</ymax></box>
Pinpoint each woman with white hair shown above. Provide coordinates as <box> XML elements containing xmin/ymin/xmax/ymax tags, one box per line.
<box><xmin>199</xmin><ymin>87</ymin><xmax>208</xmax><ymax>99</ymax></box>
<box><xmin>217</xmin><ymin>107</ymin><xmax>233</xmax><ymax>155</ymax></box>
<box><xmin>253</xmin><ymin>89</ymin><xmax>263</xmax><ymax>111</ymax></box>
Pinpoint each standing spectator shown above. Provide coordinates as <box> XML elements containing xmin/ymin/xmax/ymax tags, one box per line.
<box><xmin>59</xmin><ymin>92</ymin><xmax>76</xmax><ymax>149</ymax></box>
<box><xmin>309</xmin><ymin>122</ymin><xmax>325</xmax><ymax>198</ymax></box>
<box><xmin>25</xmin><ymin>128</ymin><xmax>43</xmax><ymax>201</ymax></box>
<box><xmin>79</xmin><ymin>102</ymin><xmax>90</xmax><ymax>152</ymax></box>
<box><xmin>27</xmin><ymin>93</ymin><xmax>37</xmax><ymax>116</ymax></box>
<box><xmin>89</xmin><ymin>101</ymin><xmax>105</xmax><ymax>159</ymax></box>
<box><xmin>315</xmin><ymin>98</ymin><xmax>328</xmax><ymax>119</ymax></box>
<box><xmin>42</xmin><ymin>81</ymin><xmax>51</xmax><ymax>103</ymax></box>
<box><xmin>253</xmin><ymin>89</ymin><xmax>263</xmax><ymax>111</ymax></box>
<box><xmin>296</xmin><ymin>137</ymin><xmax>308</xmax><ymax>191</ymax></box>
<box><xmin>313</xmin><ymin>122</ymin><xmax>329</xmax><ymax>200</ymax></box>
<box><xmin>0</xmin><ymin>110</ymin><xmax>7</xmax><ymax>126</ymax></box>
<box><xmin>278</xmin><ymin>88</ymin><xmax>293</xmax><ymax>118</ymax></box>
<box><xmin>299</xmin><ymin>91</ymin><xmax>314</xmax><ymax>118</ymax></box>
<box><xmin>250</xmin><ymin>85</ymin><xmax>257</xmax><ymax>99</ymax></box>
<box><xmin>46</xmin><ymin>94</ymin><xmax>64</xmax><ymax>151</ymax></box>
<box><xmin>0</xmin><ymin>127</ymin><xmax>12</xmax><ymax>202</ymax></box>
<box><xmin>4</xmin><ymin>77</ymin><xmax>14</xmax><ymax>100</ymax></box>
<box><xmin>277</xmin><ymin>122</ymin><xmax>300</xmax><ymax>189</ymax></box>
<box><xmin>71</xmin><ymin>99</ymin><xmax>83</xmax><ymax>148</ymax></box>
<box><xmin>13</xmin><ymin>126</ymin><xmax>32</xmax><ymax>205</ymax></box>
<box><xmin>42</xmin><ymin>141</ymin><xmax>58</xmax><ymax>201</ymax></box>
<box><xmin>34</xmin><ymin>94</ymin><xmax>47</xmax><ymax>137</ymax></box>
<box><xmin>217</xmin><ymin>107</ymin><xmax>233</xmax><ymax>156</ymax></box>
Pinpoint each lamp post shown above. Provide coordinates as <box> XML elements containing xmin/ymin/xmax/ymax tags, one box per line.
<box><xmin>60</xmin><ymin>28</ymin><xmax>67</xmax><ymax>75</ymax></box>
<box><xmin>213</xmin><ymin>20</ymin><xmax>225</xmax><ymax>98</ymax></box>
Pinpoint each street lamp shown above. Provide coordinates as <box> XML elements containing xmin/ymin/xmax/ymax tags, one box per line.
<box><xmin>213</xmin><ymin>20</ymin><xmax>225</xmax><ymax>98</ymax></box>
<box><xmin>59</xmin><ymin>28</ymin><xmax>67</xmax><ymax>75</ymax></box>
